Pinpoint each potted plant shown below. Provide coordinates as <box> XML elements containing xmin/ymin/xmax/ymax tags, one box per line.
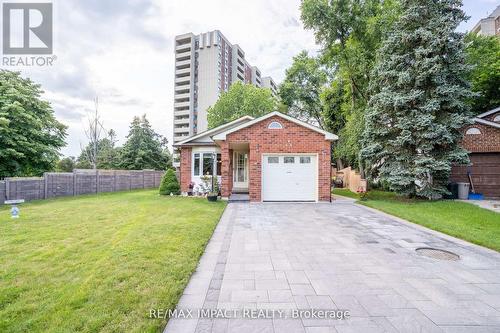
<box><xmin>207</xmin><ymin>178</ymin><xmax>220</xmax><ymax>202</ymax></box>
<box><xmin>188</xmin><ymin>182</ymin><xmax>195</xmax><ymax>196</ymax></box>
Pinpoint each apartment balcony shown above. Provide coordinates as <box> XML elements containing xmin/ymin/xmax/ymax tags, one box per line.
<box><xmin>174</xmin><ymin>126</ymin><xmax>190</xmax><ymax>134</ymax></box>
<box><xmin>176</xmin><ymin>49</ymin><xmax>191</xmax><ymax>59</ymax></box>
<box><xmin>174</xmin><ymin>101</ymin><xmax>190</xmax><ymax>109</ymax></box>
<box><xmin>175</xmin><ymin>59</ymin><xmax>191</xmax><ymax>69</ymax></box>
<box><xmin>175</xmin><ymin>92</ymin><xmax>190</xmax><ymax>100</ymax></box>
<box><xmin>175</xmin><ymin>76</ymin><xmax>190</xmax><ymax>84</ymax></box>
<box><xmin>174</xmin><ymin>118</ymin><xmax>190</xmax><ymax>125</ymax></box>
<box><xmin>175</xmin><ymin>44</ymin><xmax>191</xmax><ymax>53</ymax></box>
<box><xmin>175</xmin><ymin>67</ymin><xmax>191</xmax><ymax>77</ymax></box>
<box><xmin>174</xmin><ymin>85</ymin><xmax>190</xmax><ymax>94</ymax></box>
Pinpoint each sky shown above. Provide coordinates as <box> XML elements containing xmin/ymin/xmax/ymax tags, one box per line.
<box><xmin>3</xmin><ymin>0</ymin><xmax>499</xmax><ymax>157</ymax></box>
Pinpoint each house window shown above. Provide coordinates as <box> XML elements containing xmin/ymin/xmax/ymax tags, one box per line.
<box><xmin>193</xmin><ymin>153</ymin><xmax>200</xmax><ymax>176</ymax></box>
<box><xmin>465</xmin><ymin>127</ymin><xmax>481</xmax><ymax>135</ymax></box>
<box><xmin>203</xmin><ymin>154</ymin><xmax>214</xmax><ymax>175</ymax></box>
<box><xmin>193</xmin><ymin>152</ymin><xmax>219</xmax><ymax>176</ymax></box>
<box><xmin>216</xmin><ymin>154</ymin><xmax>222</xmax><ymax>176</ymax></box>
<box><xmin>268</xmin><ymin>156</ymin><xmax>279</xmax><ymax>164</ymax></box>
<box><xmin>493</xmin><ymin>115</ymin><xmax>500</xmax><ymax>122</ymax></box>
<box><xmin>268</xmin><ymin>121</ymin><xmax>283</xmax><ymax>129</ymax></box>
<box><xmin>284</xmin><ymin>157</ymin><xmax>295</xmax><ymax>164</ymax></box>
<box><xmin>300</xmin><ymin>156</ymin><xmax>311</xmax><ymax>164</ymax></box>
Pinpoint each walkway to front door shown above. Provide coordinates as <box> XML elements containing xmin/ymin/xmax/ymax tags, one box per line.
<box><xmin>165</xmin><ymin>199</ymin><xmax>500</xmax><ymax>333</ymax></box>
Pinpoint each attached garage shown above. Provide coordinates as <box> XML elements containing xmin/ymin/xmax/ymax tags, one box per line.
<box><xmin>262</xmin><ymin>154</ymin><xmax>317</xmax><ymax>201</ymax></box>
<box><xmin>451</xmin><ymin>107</ymin><xmax>500</xmax><ymax>199</ymax></box>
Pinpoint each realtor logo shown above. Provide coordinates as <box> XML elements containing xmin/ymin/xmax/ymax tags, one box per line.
<box><xmin>2</xmin><ymin>2</ymin><xmax>53</xmax><ymax>54</ymax></box>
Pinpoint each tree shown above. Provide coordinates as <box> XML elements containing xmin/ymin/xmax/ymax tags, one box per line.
<box><xmin>361</xmin><ymin>0</ymin><xmax>473</xmax><ymax>199</ymax></box>
<box><xmin>76</xmin><ymin>131</ymin><xmax>119</xmax><ymax>169</ymax></box>
<box><xmin>207</xmin><ymin>82</ymin><xmax>276</xmax><ymax>128</ymax></box>
<box><xmin>56</xmin><ymin>156</ymin><xmax>76</xmax><ymax>172</ymax></box>
<box><xmin>300</xmin><ymin>0</ymin><xmax>401</xmax><ymax>168</ymax></box>
<box><xmin>464</xmin><ymin>33</ymin><xmax>500</xmax><ymax>114</ymax></box>
<box><xmin>279</xmin><ymin>51</ymin><xmax>328</xmax><ymax>128</ymax></box>
<box><xmin>0</xmin><ymin>70</ymin><xmax>67</xmax><ymax>178</ymax></box>
<box><xmin>80</xmin><ymin>97</ymin><xmax>106</xmax><ymax>170</ymax></box>
<box><xmin>119</xmin><ymin>115</ymin><xmax>171</xmax><ymax>170</ymax></box>
<box><xmin>159</xmin><ymin>169</ymin><xmax>180</xmax><ymax>195</ymax></box>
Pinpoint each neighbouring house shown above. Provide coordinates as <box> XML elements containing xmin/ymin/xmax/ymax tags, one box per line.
<box><xmin>174</xmin><ymin>111</ymin><xmax>338</xmax><ymax>202</ymax></box>
<box><xmin>451</xmin><ymin>106</ymin><xmax>500</xmax><ymax>198</ymax></box>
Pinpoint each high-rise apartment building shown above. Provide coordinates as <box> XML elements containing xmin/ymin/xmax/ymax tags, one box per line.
<box><xmin>173</xmin><ymin>30</ymin><xmax>276</xmax><ymax>144</ymax></box>
<box><xmin>471</xmin><ymin>5</ymin><xmax>500</xmax><ymax>36</ymax></box>
<box><xmin>262</xmin><ymin>76</ymin><xmax>278</xmax><ymax>98</ymax></box>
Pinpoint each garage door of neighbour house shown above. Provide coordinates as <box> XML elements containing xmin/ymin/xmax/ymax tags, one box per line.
<box><xmin>452</xmin><ymin>153</ymin><xmax>500</xmax><ymax>198</ymax></box>
<box><xmin>262</xmin><ymin>155</ymin><xmax>317</xmax><ymax>201</ymax></box>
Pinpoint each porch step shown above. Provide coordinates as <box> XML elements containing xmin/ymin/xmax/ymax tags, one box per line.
<box><xmin>228</xmin><ymin>193</ymin><xmax>250</xmax><ymax>202</ymax></box>
<box><xmin>232</xmin><ymin>188</ymin><xmax>249</xmax><ymax>194</ymax></box>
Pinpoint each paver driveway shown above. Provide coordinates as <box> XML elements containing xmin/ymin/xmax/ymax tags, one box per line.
<box><xmin>165</xmin><ymin>198</ymin><xmax>500</xmax><ymax>333</ymax></box>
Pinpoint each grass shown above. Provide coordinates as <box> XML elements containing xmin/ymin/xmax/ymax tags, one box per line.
<box><xmin>0</xmin><ymin>190</ymin><xmax>227</xmax><ymax>333</ymax></box>
<box><xmin>334</xmin><ymin>188</ymin><xmax>500</xmax><ymax>252</ymax></box>
<box><xmin>332</xmin><ymin>188</ymin><xmax>360</xmax><ymax>199</ymax></box>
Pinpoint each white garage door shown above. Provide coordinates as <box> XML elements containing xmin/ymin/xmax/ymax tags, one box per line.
<box><xmin>262</xmin><ymin>155</ymin><xmax>317</xmax><ymax>201</ymax></box>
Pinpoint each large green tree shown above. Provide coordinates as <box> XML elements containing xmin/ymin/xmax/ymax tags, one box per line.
<box><xmin>361</xmin><ymin>0</ymin><xmax>473</xmax><ymax>199</ymax></box>
<box><xmin>0</xmin><ymin>70</ymin><xmax>67</xmax><ymax>177</ymax></box>
<box><xmin>465</xmin><ymin>33</ymin><xmax>500</xmax><ymax>114</ymax></box>
<box><xmin>119</xmin><ymin>115</ymin><xmax>171</xmax><ymax>170</ymax></box>
<box><xmin>280</xmin><ymin>51</ymin><xmax>329</xmax><ymax>128</ymax></box>
<box><xmin>207</xmin><ymin>82</ymin><xmax>276</xmax><ymax>128</ymax></box>
<box><xmin>300</xmin><ymin>0</ymin><xmax>400</xmax><ymax>168</ymax></box>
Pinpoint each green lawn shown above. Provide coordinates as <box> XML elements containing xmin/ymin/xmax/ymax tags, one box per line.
<box><xmin>332</xmin><ymin>188</ymin><xmax>361</xmax><ymax>199</ymax></box>
<box><xmin>0</xmin><ymin>190</ymin><xmax>226</xmax><ymax>333</ymax></box>
<box><xmin>334</xmin><ymin>188</ymin><xmax>500</xmax><ymax>252</ymax></box>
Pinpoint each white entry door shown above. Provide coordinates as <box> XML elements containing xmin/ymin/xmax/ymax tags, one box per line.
<box><xmin>233</xmin><ymin>152</ymin><xmax>248</xmax><ymax>189</ymax></box>
<box><xmin>262</xmin><ymin>155</ymin><xmax>317</xmax><ymax>201</ymax></box>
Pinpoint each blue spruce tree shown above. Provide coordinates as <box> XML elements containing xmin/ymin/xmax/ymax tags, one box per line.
<box><xmin>362</xmin><ymin>0</ymin><xmax>473</xmax><ymax>199</ymax></box>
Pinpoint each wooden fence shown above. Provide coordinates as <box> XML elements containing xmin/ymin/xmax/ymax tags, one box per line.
<box><xmin>0</xmin><ymin>169</ymin><xmax>164</xmax><ymax>204</ymax></box>
<box><xmin>334</xmin><ymin>167</ymin><xmax>367</xmax><ymax>193</ymax></box>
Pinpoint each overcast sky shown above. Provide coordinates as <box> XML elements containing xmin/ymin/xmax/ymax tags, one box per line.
<box><xmin>6</xmin><ymin>0</ymin><xmax>499</xmax><ymax>157</ymax></box>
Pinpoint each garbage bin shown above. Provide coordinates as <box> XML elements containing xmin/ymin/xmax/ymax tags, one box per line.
<box><xmin>457</xmin><ymin>182</ymin><xmax>470</xmax><ymax>200</ymax></box>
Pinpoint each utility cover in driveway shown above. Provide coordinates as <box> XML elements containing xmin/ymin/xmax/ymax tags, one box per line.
<box><xmin>262</xmin><ymin>155</ymin><xmax>317</xmax><ymax>201</ymax></box>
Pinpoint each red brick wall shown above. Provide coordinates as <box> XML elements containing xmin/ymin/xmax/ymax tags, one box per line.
<box><xmin>460</xmin><ymin>123</ymin><xmax>500</xmax><ymax>153</ymax></box>
<box><xmin>179</xmin><ymin>147</ymin><xmax>192</xmax><ymax>192</ymax></box>
<box><xmin>224</xmin><ymin>115</ymin><xmax>332</xmax><ymax>202</ymax></box>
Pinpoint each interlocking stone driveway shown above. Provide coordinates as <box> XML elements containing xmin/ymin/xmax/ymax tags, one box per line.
<box><xmin>164</xmin><ymin>198</ymin><xmax>500</xmax><ymax>333</ymax></box>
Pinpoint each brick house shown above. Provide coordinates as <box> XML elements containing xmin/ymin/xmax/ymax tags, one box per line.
<box><xmin>451</xmin><ymin>106</ymin><xmax>500</xmax><ymax>198</ymax></box>
<box><xmin>174</xmin><ymin>112</ymin><xmax>338</xmax><ymax>202</ymax></box>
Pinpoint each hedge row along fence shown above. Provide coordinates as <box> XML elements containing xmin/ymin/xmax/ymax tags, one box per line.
<box><xmin>0</xmin><ymin>169</ymin><xmax>165</xmax><ymax>204</ymax></box>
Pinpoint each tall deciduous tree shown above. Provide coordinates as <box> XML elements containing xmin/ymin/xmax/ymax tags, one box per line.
<box><xmin>465</xmin><ymin>33</ymin><xmax>500</xmax><ymax>114</ymax></box>
<box><xmin>362</xmin><ymin>0</ymin><xmax>473</xmax><ymax>199</ymax></box>
<box><xmin>0</xmin><ymin>70</ymin><xmax>67</xmax><ymax>177</ymax></box>
<box><xmin>207</xmin><ymin>82</ymin><xmax>276</xmax><ymax>128</ymax></box>
<box><xmin>119</xmin><ymin>115</ymin><xmax>171</xmax><ymax>170</ymax></box>
<box><xmin>301</xmin><ymin>0</ymin><xmax>400</xmax><ymax>168</ymax></box>
<box><xmin>280</xmin><ymin>51</ymin><xmax>328</xmax><ymax>128</ymax></box>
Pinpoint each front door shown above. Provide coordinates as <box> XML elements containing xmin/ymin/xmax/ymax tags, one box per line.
<box><xmin>233</xmin><ymin>152</ymin><xmax>248</xmax><ymax>189</ymax></box>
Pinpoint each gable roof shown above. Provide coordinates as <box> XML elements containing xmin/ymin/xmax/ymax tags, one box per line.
<box><xmin>212</xmin><ymin>111</ymin><xmax>338</xmax><ymax>141</ymax></box>
<box><xmin>474</xmin><ymin>117</ymin><xmax>500</xmax><ymax>129</ymax></box>
<box><xmin>174</xmin><ymin>115</ymin><xmax>254</xmax><ymax>146</ymax></box>
<box><xmin>476</xmin><ymin>106</ymin><xmax>500</xmax><ymax>119</ymax></box>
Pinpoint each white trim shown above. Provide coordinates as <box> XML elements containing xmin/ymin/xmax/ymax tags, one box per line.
<box><xmin>474</xmin><ymin>118</ymin><xmax>500</xmax><ymax>129</ymax></box>
<box><xmin>476</xmin><ymin>106</ymin><xmax>500</xmax><ymax>119</ymax></box>
<box><xmin>175</xmin><ymin>115</ymin><xmax>254</xmax><ymax>146</ymax></box>
<box><xmin>260</xmin><ymin>153</ymin><xmax>319</xmax><ymax>203</ymax></box>
<box><xmin>212</xmin><ymin>111</ymin><xmax>338</xmax><ymax>141</ymax></box>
